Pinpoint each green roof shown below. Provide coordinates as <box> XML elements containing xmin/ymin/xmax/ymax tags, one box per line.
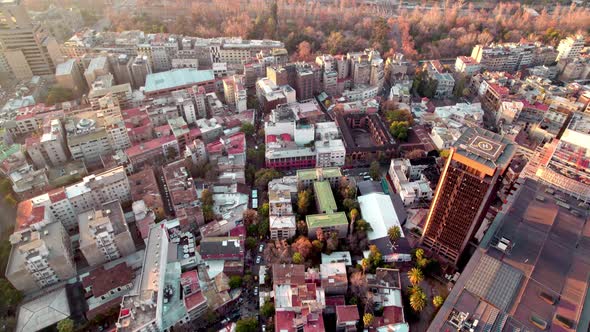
<box><xmin>144</xmin><ymin>69</ymin><xmax>214</xmax><ymax>94</ymax></box>
<box><xmin>306</xmin><ymin>212</ymin><xmax>348</xmax><ymax>229</ymax></box>
<box><xmin>297</xmin><ymin>167</ymin><xmax>342</xmax><ymax>181</ymax></box>
<box><xmin>314</xmin><ymin>181</ymin><xmax>337</xmax><ymax>213</ymax></box>
<box><xmin>0</xmin><ymin>143</ymin><xmax>21</xmax><ymax>163</ymax></box>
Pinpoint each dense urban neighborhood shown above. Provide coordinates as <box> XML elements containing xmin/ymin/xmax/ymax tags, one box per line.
<box><xmin>0</xmin><ymin>1</ymin><xmax>589</xmax><ymax>332</ymax></box>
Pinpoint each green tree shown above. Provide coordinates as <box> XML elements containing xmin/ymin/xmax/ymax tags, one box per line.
<box><xmin>292</xmin><ymin>252</ymin><xmax>304</xmax><ymax>264</ymax></box>
<box><xmin>326</xmin><ymin>31</ymin><xmax>345</xmax><ymax>54</ymax></box>
<box><xmin>415</xmin><ymin>248</ymin><xmax>425</xmax><ymax>260</ymax></box>
<box><xmin>254</xmin><ymin>168</ymin><xmax>281</xmax><ymax>188</ymax></box>
<box><xmin>240</xmin><ymin>122</ymin><xmax>255</xmax><ymax>136</ymax></box>
<box><xmin>259</xmin><ymin>203</ymin><xmax>270</xmax><ymax>218</ymax></box>
<box><xmin>408</xmin><ymin>267</ymin><xmax>424</xmax><ymax>286</ymax></box>
<box><xmin>433</xmin><ymin>295</ymin><xmax>445</xmax><ymax>308</ymax></box>
<box><xmin>384</xmin><ymin>107</ymin><xmax>414</xmax><ymax>125</ymax></box>
<box><xmin>57</xmin><ymin>318</ymin><xmax>74</xmax><ymax>332</ymax></box>
<box><xmin>354</xmin><ymin>219</ymin><xmax>372</xmax><ymax>233</ymax></box>
<box><xmin>361</xmin><ymin>258</ymin><xmax>369</xmax><ymax>274</ymax></box>
<box><xmin>245</xmin><ymin>237</ymin><xmax>257</xmax><ymax>251</ymax></box>
<box><xmin>389</xmin><ymin>121</ymin><xmax>409</xmax><ymax>141</ymax></box>
<box><xmin>342</xmin><ymin>198</ymin><xmax>359</xmax><ymax>211</ymax></box>
<box><xmin>258</xmin><ymin>218</ymin><xmax>269</xmax><ymax>237</ymax></box>
<box><xmin>440</xmin><ymin>149</ymin><xmax>450</xmax><ymax>159</ymax></box>
<box><xmin>201</xmin><ymin>189</ymin><xmax>214</xmax><ymax>207</ymax></box>
<box><xmin>410</xmin><ymin>289</ymin><xmax>427</xmax><ymax>312</ymax></box>
<box><xmin>363</xmin><ymin>313</ymin><xmax>374</xmax><ymax>327</ymax></box>
<box><xmin>229</xmin><ymin>276</ymin><xmax>243</xmax><ymax>289</ymax></box>
<box><xmin>388</xmin><ymin>226</ymin><xmax>401</xmax><ymax>244</ymax></box>
<box><xmin>45</xmin><ymin>87</ymin><xmax>73</xmax><ymax>105</ymax></box>
<box><xmin>0</xmin><ymin>278</ymin><xmax>22</xmax><ymax>315</ymax></box>
<box><xmin>369</xmin><ymin>160</ymin><xmax>381</xmax><ymax>180</ymax></box>
<box><xmin>260</xmin><ymin>299</ymin><xmax>275</xmax><ymax>318</ymax></box>
<box><xmin>236</xmin><ymin>317</ymin><xmax>258</xmax><ymax>332</ymax></box>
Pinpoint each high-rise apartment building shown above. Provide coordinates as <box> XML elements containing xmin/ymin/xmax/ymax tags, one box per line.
<box><xmin>6</xmin><ymin>222</ymin><xmax>76</xmax><ymax>292</ymax></box>
<box><xmin>55</xmin><ymin>58</ymin><xmax>87</xmax><ymax>98</ymax></box>
<box><xmin>556</xmin><ymin>34</ymin><xmax>585</xmax><ymax>62</ymax></box>
<box><xmin>421</xmin><ymin>127</ymin><xmax>515</xmax><ymax>265</ymax></box>
<box><xmin>78</xmin><ymin>201</ymin><xmax>136</xmax><ymax>267</ymax></box>
<box><xmin>0</xmin><ymin>0</ymin><xmax>62</xmax><ymax>79</ymax></box>
<box><xmin>25</xmin><ymin>118</ymin><xmax>69</xmax><ymax>169</ymax></box>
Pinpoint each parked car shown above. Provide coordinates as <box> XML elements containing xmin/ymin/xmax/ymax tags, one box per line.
<box><xmin>254</xmin><ymin>287</ymin><xmax>259</xmax><ymax>296</ymax></box>
<box><xmin>258</xmin><ymin>244</ymin><xmax>264</xmax><ymax>253</ymax></box>
<box><xmin>256</xmin><ymin>256</ymin><xmax>261</xmax><ymax>264</ymax></box>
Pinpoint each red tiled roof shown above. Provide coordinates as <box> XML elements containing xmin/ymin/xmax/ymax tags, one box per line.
<box><xmin>229</xmin><ymin>225</ymin><xmax>246</xmax><ymax>238</ymax></box>
<box><xmin>82</xmin><ymin>263</ymin><xmax>134</xmax><ymax>297</ymax></box>
<box><xmin>206</xmin><ymin>132</ymin><xmax>245</xmax><ymax>156</ymax></box>
<box><xmin>126</xmin><ymin>135</ymin><xmax>176</xmax><ymax>157</ymax></box>
<box><xmin>373</xmin><ymin>306</ymin><xmax>404</xmax><ymax>327</ymax></box>
<box><xmin>16</xmin><ymin>200</ymin><xmax>46</xmax><ymax>230</ymax></box>
<box><xmin>267</xmin><ymin>135</ymin><xmax>277</xmax><ymax>143</ymax></box>
<box><xmin>189</xmin><ymin>127</ymin><xmax>201</xmax><ymax>139</ymax></box>
<box><xmin>136</xmin><ymin>213</ymin><xmax>156</xmax><ymax>240</ymax></box>
<box><xmin>181</xmin><ymin>270</ymin><xmax>206</xmax><ymax>310</ymax></box>
<box><xmin>48</xmin><ymin>187</ymin><xmax>67</xmax><ymax>203</ymax></box>
<box><xmin>280</xmin><ymin>133</ymin><xmax>292</xmax><ymax>142</ymax></box>
<box><xmin>488</xmin><ymin>83</ymin><xmax>509</xmax><ymax>96</ymax></box>
<box><xmin>458</xmin><ymin>56</ymin><xmax>477</xmax><ymax>65</ymax></box>
<box><xmin>521</xmin><ymin>99</ymin><xmax>549</xmax><ymax>112</ymax></box>
<box><xmin>336</xmin><ymin>305</ymin><xmax>360</xmax><ymax>324</ymax></box>
<box><xmin>325</xmin><ymin>295</ymin><xmax>346</xmax><ymax>307</ymax></box>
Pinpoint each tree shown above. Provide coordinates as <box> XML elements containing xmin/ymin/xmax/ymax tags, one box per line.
<box><xmin>342</xmin><ymin>198</ymin><xmax>359</xmax><ymax>212</ymax></box>
<box><xmin>369</xmin><ymin>161</ymin><xmax>381</xmax><ymax>180</ymax></box>
<box><xmin>258</xmin><ymin>218</ymin><xmax>269</xmax><ymax>237</ymax></box>
<box><xmin>245</xmin><ymin>237</ymin><xmax>257</xmax><ymax>251</ymax></box>
<box><xmin>440</xmin><ymin>149</ymin><xmax>451</xmax><ymax>159</ymax></box>
<box><xmin>236</xmin><ymin>317</ymin><xmax>258</xmax><ymax>332</ymax></box>
<box><xmin>389</xmin><ymin>121</ymin><xmax>409</xmax><ymax>141</ymax></box>
<box><xmin>296</xmin><ymin>220</ymin><xmax>308</xmax><ymax>235</ymax></box>
<box><xmin>292</xmin><ymin>236</ymin><xmax>313</xmax><ymax>259</ymax></box>
<box><xmin>406</xmin><ymin>149</ymin><xmax>426</xmax><ymax>159</ymax></box>
<box><xmin>241</xmin><ymin>122</ymin><xmax>255</xmax><ymax>135</ymax></box>
<box><xmin>384</xmin><ymin>107</ymin><xmax>414</xmax><ymax>125</ymax></box>
<box><xmin>292</xmin><ymin>252</ymin><xmax>304</xmax><ymax>264</ymax></box>
<box><xmin>433</xmin><ymin>295</ymin><xmax>444</xmax><ymax>308</ymax></box>
<box><xmin>229</xmin><ymin>276</ymin><xmax>243</xmax><ymax>289</ymax></box>
<box><xmin>415</xmin><ymin>248</ymin><xmax>425</xmax><ymax>260</ymax></box>
<box><xmin>166</xmin><ymin>146</ymin><xmax>178</xmax><ymax>160</ymax></box>
<box><xmin>349</xmin><ymin>208</ymin><xmax>359</xmax><ymax>223</ymax></box>
<box><xmin>0</xmin><ymin>279</ymin><xmax>22</xmax><ymax>314</ymax></box>
<box><xmin>363</xmin><ymin>313</ymin><xmax>374</xmax><ymax>327</ymax></box>
<box><xmin>387</xmin><ymin>226</ymin><xmax>401</xmax><ymax>243</ymax></box>
<box><xmin>408</xmin><ymin>267</ymin><xmax>424</xmax><ymax>286</ymax></box>
<box><xmin>355</xmin><ymin>219</ymin><xmax>372</xmax><ymax>233</ymax></box>
<box><xmin>361</xmin><ymin>258</ymin><xmax>369</xmax><ymax>274</ymax></box>
<box><xmin>326</xmin><ymin>31</ymin><xmax>345</xmax><ymax>54</ymax></box>
<box><xmin>295</xmin><ymin>41</ymin><xmax>313</xmax><ymax>60</ymax></box>
<box><xmin>259</xmin><ymin>203</ymin><xmax>270</xmax><ymax>218</ymax></box>
<box><xmin>326</xmin><ymin>232</ymin><xmax>339</xmax><ymax>253</ymax></box>
<box><xmin>45</xmin><ymin>87</ymin><xmax>73</xmax><ymax>105</ymax></box>
<box><xmin>201</xmin><ymin>189</ymin><xmax>214</xmax><ymax>207</ymax></box>
<box><xmin>410</xmin><ymin>289</ymin><xmax>427</xmax><ymax>312</ymax></box>
<box><xmin>297</xmin><ymin>189</ymin><xmax>312</xmax><ymax>215</ymax></box>
<box><xmin>254</xmin><ymin>168</ymin><xmax>281</xmax><ymax>188</ymax></box>
<box><xmin>315</xmin><ymin>228</ymin><xmax>325</xmax><ymax>242</ymax></box>
<box><xmin>57</xmin><ymin>318</ymin><xmax>74</xmax><ymax>332</ymax></box>
<box><xmin>243</xmin><ymin>209</ymin><xmax>259</xmax><ymax>226</ymax></box>
<box><xmin>350</xmin><ymin>271</ymin><xmax>368</xmax><ymax>299</ymax></box>
<box><xmin>260</xmin><ymin>300</ymin><xmax>275</xmax><ymax>318</ymax></box>
<box><xmin>368</xmin><ymin>245</ymin><xmax>383</xmax><ymax>272</ymax></box>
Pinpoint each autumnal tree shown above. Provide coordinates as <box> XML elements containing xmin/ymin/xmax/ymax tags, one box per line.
<box><xmin>45</xmin><ymin>87</ymin><xmax>74</xmax><ymax>105</ymax></box>
<box><xmin>350</xmin><ymin>270</ymin><xmax>367</xmax><ymax>299</ymax></box>
<box><xmin>361</xmin><ymin>258</ymin><xmax>369</xmax><ymax>274</ymax></box>
<box><xmin>295</xmin><ymin>41</ymin><xmax>313</xmax><ymax>61</ymax></box>
<box><xmin>292</xmin><ymin>236</ymin><xmax>313</xmax><ymax>259</ymax></box>
<box><xmin>201</xmin><ymin>189</ymin><xmax>214</xmax><ymax>207</ymax></box>
<box><xmin>292</xmin><ymin>252</ymin><xmax>304</xmax><ymax>264</ymax></box>
<box><xmin>440</xmin><ymin>150</ymin><xmax>451</xmax><ymax>159</ymax></box>
<box><xmin>388</xmin><ymin>226</ymin><xmax>401</xmax><ymax>244</ymax></box>
<box><xmin>326</xmin><ymin>31</ymin><xmax>345</xmax><ymax>54</ymax></box>
<box><xmin>349</xmin><ymin>208</ymin><xmax>359</xmax><ymax>223</ymax></box>
<box><xmin>342</xmin><ymin>198</ymin><xmax>359</xmax><ymax>212</ymax></box>
<box><xmin>254</xmin><ymin>168</ymin><xmax>281</xmax><ymax>188</ymax></box>
<box><xmin>296</xmin><ymin>220</ymin><xmax>308</xmax><ymax>235</ymax></box>
<box><xmin>408</xmin><ymin>267</ymin><xmax>424</xmax><ymax>286</ymax></box>
<box><xmin>363</xmin><ymin>313</ymin><xmax>374</xmax><ymax>327</ymax></box>
<box><xmin>415</xmin><ymin>248</ymin><xmax>425</xmax><ymax>260</ymax></box>
<box><xmin>433</xmin><ymin>295</ymin><xmax>445</xmax><ymax>308</ymax></box>
<box><xmin>312</xmin><ymin>239</ymin><xmax>323</xmax><ymax>253</ymax></box>
<box><xmin>166</xmin><ymin>146</ymin><xmax>178</xmax><ymax>160</ymax></box>
<box><xmin>297</xmin><ymin>189</ymin><xmax>312</xmax><ymax>215</ymax></box>
<box><xmin>243</xmin><ymin>209</ymin><xmax>259</xmax><ymax>226</ymax></box>
<box><xmin>263</xmin><ymin>240</ymin><xmax>292</xmax><ymax>264</ymax></box>
<box><xmin>406</xmin><ymin>149</ymin><xmax>426</xmax><ymax>159</ymax></box>
<box><xmin>326</xmin><ymin>231</ymin><xmax>339</xmax><ymax>253</ymax></box>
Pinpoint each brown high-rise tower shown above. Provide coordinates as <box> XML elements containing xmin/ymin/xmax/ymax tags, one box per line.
<box><xmin>421</xmin><ymin>127</ymin><xmax>515</xmax><ymax>265</ymax></box>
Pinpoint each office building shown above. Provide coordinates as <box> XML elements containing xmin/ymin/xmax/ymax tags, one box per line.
<box><xmin>78</xmin><ymin>201</ymin><xmax>136</xmax><ymax>267</ymax></box>
<box><xmin>421</xmin><ymin>127</ymin><xmax>516</xmax><ymax>265</ymax></box>
<box><xmin>6</xmin><ymin>222</ymin><xmax>76</xmax><ymax>292</ymax></box>
<box><xmin>0</xmin><ymin>0</ymin><xmax>62</xmax><ymax>79</ymax></box>
<box><xmin>428</xmin><ymin>179</ymin><xmax>590</xmax><ymax>332</ymax></box>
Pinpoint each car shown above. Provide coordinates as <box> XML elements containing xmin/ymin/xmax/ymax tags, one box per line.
<box><xmin>258</xmin><ymin>244</ymin><xmax>264</xmax><ymax>253</ymax></box>
<box><xmin>363</xmin><ymin>175</ymin><xmax>372</xmax><ymax>181</ymax></box>
<box><xmin>254</xmin><ymin>287</ymin><xmax>259</xmax><ymax>296</ymax></box>
<box><xmin>256</xmin><ymin>256</ymin><xmax>261</xmax><ymax>264</ymax></box>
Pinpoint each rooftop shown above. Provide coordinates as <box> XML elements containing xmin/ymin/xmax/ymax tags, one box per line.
<box><xmin>358</xmin><ymin>193</ymin><xmax>404</xmax><ymax>241</ymax></box>
<box><xmin>16</xmin><ymin>287</ymin><xmax>70</xmax><ymax>332</ymax></box>
<box><xmin>297</xmin><ymin>167</ymin><xmax>342</xmax><ymax>181</ymax></box>
<box><xmin>429</xmin><ymin>178</ymin><xmax>590</xmax><ymax>332</ymax></box>
<box><xmin>82</xmin><ymin>262</ymin><xmax>135</xmax><ymax>297</ymax></box>
<box><xmin>306</xmin><ymin>212</ymin><xmax>348</xmax><ymax>229</ymax></box>
<box><xmin>313</xmin><ymin>181</ymin><xmax>337</xmax><ymax>213</ymax></box>
<box><xmin>144</xmin><ymin>69</ymin><xmax>214</xmax><ymax>94</ymax></box>
<box><xmin>453</xmin><ymin>127</ymin><xmax>516</xmax><ymax>173</ymax></box>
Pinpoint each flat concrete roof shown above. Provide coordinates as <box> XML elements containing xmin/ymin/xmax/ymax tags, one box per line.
<box><xmin>144</xmin><ymin>69</ymin><xmax>214</xmax><ymax>94</ymax></box>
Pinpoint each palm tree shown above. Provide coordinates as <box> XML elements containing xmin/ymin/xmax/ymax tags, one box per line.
<box><xmin>415</xmin><ymin>248</ymin><xmax>425</xmax><ymax>260</ymax></box>
<box><xmin>408</xmin><ymin>267</ymin><xmax>424</xmax><ymax>286</ymax></box>
<box><xmin>363</xmin><ymin>313</ymin><xmax>374</xmax><ymax>327</ymax></box>
<box><xmin>433</xmin><ymin>295</ymin><xmax>444</xmax><ymax>308</ymax></box>
<box><xmin>388</xmin><ymin>226</ymin><xmax>401</xmax><ymax>243</ymax></box>
<box><xmin>410</xmin><ymin>289</ymin><xmax>427</xmax><ymax>312</ymax></box>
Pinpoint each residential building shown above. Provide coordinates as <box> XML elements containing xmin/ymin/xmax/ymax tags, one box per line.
<box><xmin>389</xmin><ymin>158</ymin><xmax>435</xmax><ymax>206</ymax></box>
<box><xmin>424</xmin><ymin>61</ymin><xmax>455</xmax><ymax>99</ymax></box>
<box><xmin>427</xmin><ymin>178</ymin><xmax>590</xmax><ymax>332</ymax></box>
<box><xmin>296</xmin><ymin>167</ymin><xmax>343</xmax><ymax>189</ymax></box>
<box><xmin>421</xmin><ymin>127</ymin><xmax>516</xmax><ymax>265</ymax></box>
<box><xmin>199</xmin><ymin>237</ymin><xmax>244</xmax><ymax>262</ymax></box>
<box><xmin>84</xmin><ymin>56</ymin><xmax>111</xmax><ymax>87</ymax></box>
<box><xmin>454</xmin><ymin>56</ymin><xmax>481</xmax><ymax>75</ymax></box>
<box><xmin>268</xmin><ymin>176</ymin><xmax>298</xmax><ymax>240</ymax></box>
<box><xmin>78</xmin><ymin>201</ymin><xmax>136</xmax><ymax>267</ymax></box>
<box><xmin>130</xmin><ymin>55</ymin><xmax>151</xmax><ymax>88</ymax></box>
<box><xmin>256</xmin><ymin>77</ymin><xmax>295</xmax><ymax>112</ymax></box>
<box><xmin>336</xmin><ymin>305</ymin><xmax>360</xmax><ymax>332</ymax></box>
<box><xmin>163</xmin><ymin>160</ymin><xmax>204</xmax><ymax>230</ymax></box>
<box><xmin>306</xmin><ymin>212</ymin><xmax>348</xmax><ymax>239</ymax></box>
<box><xmin>0</xmin><ymin>0</ymin><xmax>61</xmax><ymax>79</ymax></box>
<box><xmin>129</xmin><ymin>167</ymin><xmax>166</xmax><ymax>219</ymax></box>
<box><xmin>25</xmin><ymin>118</ymin><xmax>68</xmax><ymax>169</ymax></box>
<box><xmin>110</xmin><ymin>53</ymin><xmax>134</xmax><ymax>87</ymax></box>
<box><xmin>320</xmin><ymin>263</ymin><xmax>348</xmax><ymax>295</ymax></box>
<box><xmin>556</xmin><ymin>34</ymin><xmax>585</xmax><ymax>62</ymax></box>
<box><xmin>55</xmin><ymin>58</ymin><xmax>87</xmax><ymax>98</ymax></box>
<box><xmin>365</xmin><ymin>268</ymin><xmax>408</xmax><ymax>330</ymax></box>
<box><xmin>126</xmin><ymin>135</ymin><xmax>179</xmax><ymax>171</ymax></box>
<box><xmin>6</xmin><ymin>222</ymin><xmax>76</xmax><ymax>292</ymax></box>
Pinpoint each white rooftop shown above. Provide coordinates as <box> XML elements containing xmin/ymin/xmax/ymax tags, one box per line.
<box><xmin>16</xmin><ymin>287</ymin><xmax>71</xmax><ymax>332</ymax></box>
<box><xmin>358</xmin><ymin>193</ymin><xmax>405</xmax><ymax>241</ymax></box>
